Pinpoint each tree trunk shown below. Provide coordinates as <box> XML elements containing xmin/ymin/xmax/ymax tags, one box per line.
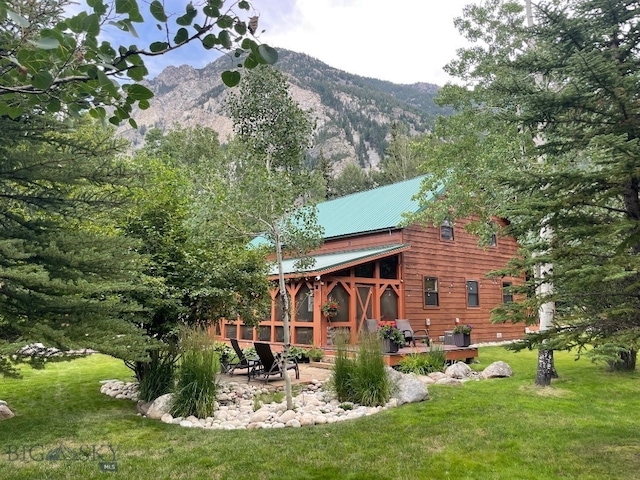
<box><xmin>274</xmin><ymin>228</ymin><xmax>294</xmax><ymax>410</ymax></box>
<box><xmin>535</xmin><ymin>348</ymin><xmax>555</xmax><ymax>386</ymax></box>
<box><xmin>610</xmin><ymin>349</ymin><xmax>637</xmax><ymax>371</ymax></box>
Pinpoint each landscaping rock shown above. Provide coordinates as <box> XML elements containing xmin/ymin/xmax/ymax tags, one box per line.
<box><xmin>436</xmin><ymin>377</ymin><xmax>463</xmax><ymax>386</ymax></box>
<box><xmin>0</xmin><ymin>404</ymin><xmax>15</xmax><ymax>421</ymax></box>
<box><xmin>160</xmin><ymin>413</ymin><xmax>173</xmax><ymax>424</ymax></box>
<box><xmin>428</xmin><ymin>372</ymin><xmax>447</xmax><ymax>381</ymax></box>
<box><xmin>394</xmin><ymin>373</ymin><xmax>429</xmax><ymax>405</ymax></box>
<box><xmin>445</xmin><ymin>362</ymin><xmax>473</xmax><ymax>379</ymax></box>
<box><xmin>147</xmin><ymin>393</ymin><xmax>173</xmax><ymax>420</ymax></box>
<box><xmin>482</xmin><ymin>361</ymin><xmax>513</xmax><ymax>379</ymax></box>
<box><xmin>136</xmin><ymin>400</ymin><xmax>152</xmax><ymax>415</ymax></box>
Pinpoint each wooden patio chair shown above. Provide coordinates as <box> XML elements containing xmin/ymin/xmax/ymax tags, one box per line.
<box><xmin>227</xmin><ymin>338</ymin><xmax>261</xmax><ymax>381</ymax></box>
<box><xmin>253</xmin><ymin>342</ymin><xmax>300</xmax><ymax>384</ymax></box>
<box><xmin>395</xmin><ymin>319</ymin><xmax>430</xmax><ymax>347</ymax></box>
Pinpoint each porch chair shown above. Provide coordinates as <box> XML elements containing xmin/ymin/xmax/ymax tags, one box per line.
<box><xmin>228</xmin><ymin>338</ymin><xmax>261</xmax><ymax>381</ymax></box>
<box><xmin>395</xmin><ymin>319</ymin><xmax>430</xmax><ymax>347</ymax></box>
<box><xmin>365</xmin><ymin>319</ymin><xmax>379</xmax><ymax>333</ymax></box>
<box><xmin>253</xmin><ymin>342</ymin><xmax>300</xmax><ymax>384</ymax></box>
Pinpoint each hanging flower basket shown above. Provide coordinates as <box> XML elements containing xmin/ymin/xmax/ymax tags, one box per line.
<box><xmin>321</xmin><ymin>298</ymin><xmax>340</xmax><ymax>319</ymax></box>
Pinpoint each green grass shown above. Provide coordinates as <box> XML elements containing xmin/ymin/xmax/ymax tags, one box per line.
<box><xmin>1</xmin><ymin>348</ymin><xmax>640</xmax><ymax>479</ymax></box>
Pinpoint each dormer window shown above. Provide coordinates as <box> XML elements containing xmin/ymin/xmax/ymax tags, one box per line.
<box><xmin>441</xmin><ymin>219</ymin><xmax>454</xmax><ymax>241</ymax></box>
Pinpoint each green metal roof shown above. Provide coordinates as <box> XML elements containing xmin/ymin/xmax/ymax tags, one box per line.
<box><xmin>251</xmin><ymin>175</ymin><xmax>440</xmax><ymax>247</ymax></box>
<box><xmin>268</xmin><ymin>244</ymin><xmax>411</xmax><ymax>277</ymax></box>
<box><xmin>318</xmin><ymin>175</ymin><xmax>434</xmax><ymax>239</ymax></box>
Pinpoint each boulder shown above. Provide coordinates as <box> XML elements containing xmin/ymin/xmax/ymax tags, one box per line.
<box><xmin>146</xmin><ymin>393</ymin><xmax>173</xmax><ymax>420</ymax></box>
<box><xmin>136</xmin><ymin>400</ymin><xmax>153</xmax><ymax>415</ymax></box>
<box><xmin>394</xmin><ymin>373</ymin><xmax>429</xmax><ymax>405</ymax></box>
<box><xmin>436</xmin><ymin>377</ymin><xmax>463</xmax><ymax>386</ymax></box>
<box><xmin>482</xmin><ymin>361</ymin><xmax>513</xmax><ymax>379</ymax></box>
<box><xmin>428</xmin><ymin>372</ymin><xmax>447</xmax><ymax>381</ymax></box>
<box><xmin>445</xmin><ymin>362</ymin><xmax>473</xmax><ymax>379</ymax></box>
<box><xmin>0</xmin><ymin>404</ymin><xmax>15</xmax><ymax>421</ymax></box>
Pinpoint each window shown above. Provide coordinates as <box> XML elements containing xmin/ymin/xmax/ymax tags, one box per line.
<box><xmin>424</xmin><ymin>277</ymin><xmax>439</xmax><ymax>307</ymax></box>
<box><xmin>467</xmin><ymin>280</ymin><xmax>479</xmax><ymax>307</ymax></box>
<box><xmin>502</xmin><ymin>282</ymin><xmax>513</xmax><ymax>303</ymax></box>
<box><xmin>441</xmin><ymin>219</ymin><xmax>454</xmax><ymax>241</ymax></box>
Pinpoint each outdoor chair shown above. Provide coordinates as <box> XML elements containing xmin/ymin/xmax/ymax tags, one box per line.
<box><xmin>227</xmin><ymin>338</ymin><xmax>261</xmax><ymax>381</ymax></box>
<box><xmin>365</xmin><ymin>319</ymin><xmax>379</xmax><ymax>333</ymax></box>
<box><xmin>395</xmin><ymin>319</ymin><xmax>430</xmax><ymax>347</ymax></box>
<box><xmin>253</xmin><ymin>342</ymin><xmax>300</xmax><ymax>384</ymax></box>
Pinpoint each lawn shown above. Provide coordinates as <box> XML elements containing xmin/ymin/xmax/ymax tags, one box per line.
<box><xmin>1</xmin><ymin>347</ymin><xmax>639</xmax><ymax>479</ymax></box>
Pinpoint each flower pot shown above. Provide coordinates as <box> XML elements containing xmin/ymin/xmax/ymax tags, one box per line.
<box><xmin>453</xmin><ymin>333</ymin><xmax>471</xmax><ymax>347</ymax></box>
<box><xmin>382</xmin><ymin>338</ymin><xmax>399</xmax><ymax>353</ymax></box>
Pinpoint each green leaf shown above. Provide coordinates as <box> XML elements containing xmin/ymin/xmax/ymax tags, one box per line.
<box><xmin>174</xmin><ymin>28</ymin><xmax>188</xmax><ymax>45</ymax></box>
<box><xmin>46</xmin><ymin>98</ymin><xmax>61</xmax><ymax>112</ymax></box>
<box><xmin>87</xmin><ymin>0</ymin><xmax>107</xmax><ymax>15</ymax></box>
<box><xmin>241</xmin><ymin>38</ymin><xmax>257</xmax><ymax>50</ymax></box>
<box><xmin>115</xmin><ymin>0</ymin><xmax>143</xmax><ymax>22</ymax></box>
<box><xmin>129</xmin><ymin>118</ymin><xmax>138</xmax><ymax>129</ymax></box>
<box><xmin>33</xmin><ymin>71</ymin><xmax>53</xmax><ymax>89</ymax></box>
<box><xmin>219</xmin><ymin>30</ymin><xmax>231</xmax><ymax>49</ymax></box>
<box><xmin>149</xmin><ymin>1</ymin><xmax>167</xmax><ymax>22</ymax></box>
<box><xmin>202</xmin><ymin>34</ymin><xmax>217</xmax><ymax>49</ymax></box>
<box><xmin>7</xmin><ymin>106</ymin><xmax>23</xmax><ymax>119</ymax></box>
<box><xmin>244</xmin><ymin>54</ymin><xmax>258</xmax><ymax>69</ymax></box>
<box><xmin>203</xmin><ymin>5</ymin><xmax>219</xmax><ymax>17</ymax></box>
<box><xmin>238</xmin><ymin>1</ymin><xmax>250</xmax><ymax>10</ymax></box>
<box><xmin>149</xmin><ymin>41</ymin><xmax>168</xmax><ymax>53</ymax></box>
<box><xmin>29</xmin><ymin>37</ymin><xmax>60</xmax><ymax>50</ymax></box>
<box><xmin>234</xmin><ymin>22</ymin><xmax>247</xmax><ymax>35</ymax></box>
<box><xmin>221</xmin><ymin>70</ymin><xmax>241</xmax><ymax>87</ymax></box>
<box><xmin>122</xmin><ymin>19</ymin><xmax>139</xmax><ymax>37</ymax></box>
<box><xmin>127</xmin><ymin>65</ymin><xmax>148</xmax><ymax>81</ymax></box>
<box><xmin>126</xmin><ymin>84</ymin><xmax>154</xmax><ymax>101</ymax></box>
<box><xmin>217</xmin><ymin>15</ymin><xmax>233</xmax><ymax>29</ymax></box>
<box><xmin>83</xmin><ymin>13</ymin><xmax>100</xmax><ymax>37</ymax></box>
<box><xmin>7</xmin><ymin>10</ymin><xmax>29</xmax><ymax>28</ymax></box>
<box><xmin>138</xmin><ymin>99</ymin><xmax>150</xmax><ymax>110</ymax></box>
<box><xmin>177</xmin><ymin>2</ymin><xmax>197</xmax><ymax>26</ymax></box>
<box><xmin>257</xmin><ymin>45</ymin><xmax>278</xmax><ymax>65</ymax></box>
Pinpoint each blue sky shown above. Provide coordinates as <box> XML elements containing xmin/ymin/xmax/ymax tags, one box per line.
<box><xmin>96</xmin><ymin>0</ymin><xmax>479</xmax><ymax>85</ymax></box>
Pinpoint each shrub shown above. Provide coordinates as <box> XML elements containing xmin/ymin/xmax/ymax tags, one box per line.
<box><xmin>351</xmin><ymin>331</ymin><xmax>392</xmax><ymax>406</ymax></box>
<box><xmin>137</xmin><ymin>349</ymin><xmax>177</xmax><ymax>402</ymax></box>
<box><xmin>170</xmin><ymin>327</ymin><xmax>220</xmax><ymax>419</ymax></box>
<box><xmin>307</xmin><ymin>347</ymin><xmax>324</xmax><ymax>362</ymax></box>
<box><xmin>331</xmin><ymin>332</ymin><xmax>355</xmax><ymax>403</ymax></box>
<box><xmin>329</xmin><ymin>330</ymin><xmax>392</xmax><ymax>407</ymax></box>
<box><xmin>425</xmin><ymin>344</ymin><xmax>447</xmax><ymax>372</ymax></box>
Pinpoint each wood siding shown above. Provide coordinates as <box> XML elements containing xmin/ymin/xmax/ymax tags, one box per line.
<box><xmin>401</xmin><ymin>220</ymin><xmax>524</xmax><ymax>343</ymax></box>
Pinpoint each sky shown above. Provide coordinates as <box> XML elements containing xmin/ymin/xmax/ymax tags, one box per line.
<box><xmin>98</xmin><ymin>0</ymin><xmax>480</xmax><ymax>86</ymax></box>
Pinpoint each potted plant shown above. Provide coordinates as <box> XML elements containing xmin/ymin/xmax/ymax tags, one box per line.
<box><xmin>378</xmin><ymin>324</ymin><xmax>405</xmax><ymax>353</ymax></box>
<box><xmin>321</xmin><ymin>298</ymin><xmax>340</xmax><ymax>319</ymax></box>
<box><xmin>307</xmin><ymin>347</ymin><xmax>324</xmax><ymax>362</ymax></box>
<box><xmin>288</xmin><ymin>345</ymin><xmax>310</xmax><ymax>363</ymax></box>
<box><xmin>452</xmin><ymin>324</ymin><xmax>473</xmax><ymax>347</ymax></box>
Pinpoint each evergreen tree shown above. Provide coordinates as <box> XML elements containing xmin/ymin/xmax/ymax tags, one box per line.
<box><xmin>411</xmin><ymin>0</ymin><xmax>640</xmax><ymax>377</ymax></box>
<box><xmin>0</xmin><ymin>116</ymin><xmax>151</xmax><ymax>376</ymax></box>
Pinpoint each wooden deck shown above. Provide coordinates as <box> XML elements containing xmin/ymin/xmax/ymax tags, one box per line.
<box><xmin>320</xmin><ymin>343</ymin><xmax>478</xmax><ymax>366</ymax></box>
<box><xmin>383</xmin><ymin>344</ymin><xmax>478</xmax><ymax>367</ymax></box>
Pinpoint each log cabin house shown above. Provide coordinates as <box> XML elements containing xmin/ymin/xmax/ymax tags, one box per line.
<box><xmin>220</xmin><ymin>176</ymin><xmax>525</xmax><ymax>349</ymax></box>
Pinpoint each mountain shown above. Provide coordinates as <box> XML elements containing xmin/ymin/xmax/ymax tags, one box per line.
<box><xmin>117</xmin><ymin>49</ymin><xmax>451</xmax><ymax>170</ymax></box>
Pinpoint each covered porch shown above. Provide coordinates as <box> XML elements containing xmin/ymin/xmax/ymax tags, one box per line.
<box><xmin>220</xmin><ymin>244</ymin><xmax>412</xmax><ymax>348</ymax></box>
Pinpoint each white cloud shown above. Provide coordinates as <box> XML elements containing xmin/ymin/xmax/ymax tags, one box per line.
<box><xmin>256</xmin><ymin>0</ymin><xmax>477</xmax><ymax>85</ymax></box>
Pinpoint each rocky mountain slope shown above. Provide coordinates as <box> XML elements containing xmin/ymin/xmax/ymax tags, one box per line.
<box><xmin>117</xmin><ymin>49</ymin><xmax>450</xmax><ymax>170</ymax></box>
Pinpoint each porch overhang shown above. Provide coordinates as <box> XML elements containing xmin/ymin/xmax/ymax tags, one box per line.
<box><xmin>268</xmin><ymin>244</ymin><xmax>411</xmax><ymax>280</ymax></box>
